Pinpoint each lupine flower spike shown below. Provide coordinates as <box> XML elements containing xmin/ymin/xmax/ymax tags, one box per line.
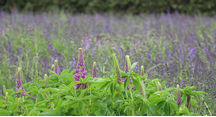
<box><xmin>121</xmin><ymin>55</ymin><xmax>130</xmax><ymax>82</ymax></box>
<box><xmin>49</xmin><ymin>64</ymin><xmax>55</xmax><ymax>76</ymax></box>
<box><xmin>113</xmin><ymin>54</ymin><xmax>121</xmax><ymax>82</ymax></box>
<box><xmin>5</xmin><ymin>92</ymin><xmax>8</xmax><ymax>104</ymax></box>
<box><xmin>158</xmin><ymin>82</ymin><xmax>162</xmax><ymax>91</ymax></box>
<box><xmin>125</xmin><ymin>55</ymin><xmax>135</xmax><ymax>90</ymax></box>
<box><xmin>44</xmin><ymin>74</ymin><xmax>48</xmax><ymax>88</ymax></box>
<box><xmin>92</xmin><ymin>62</ymin><xmax>97</xmax><ymax>78</ymax></box>
<box><xmin>16</xmin><ymin>68</ymin><xmax>26</xmax><ymax>97</ymax></box>
<box><xmin>176</xmin><ymin>84</ymin><xmax>182</xmax><ymax>105</ymax></box>
<box><xmin>141</xmin><ymin>66</ymin><xmax>145</xmax><ymax>83</ymax></box>
<box><xmin>186</xmin><ymin>95</ymin><xmax>191</xmax><ymax>109</ymax></box>
<box><xmin>4</xmin><ymin>92</ymin><xmax>8</xmax><ymax>109</ymax></box>
<box><xmin>54</xmin><ymin>60</ymin><xmax>59</xmax><ymax>75</ymax></box>
<box><xmin>74</xmin><ymin>48</ymin><xmax>88</xmax><ymax>89</ymax></box>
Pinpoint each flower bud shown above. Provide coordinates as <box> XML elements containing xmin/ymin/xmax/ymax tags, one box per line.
<box><xmin>141</xmin><ymin>66</ymin><xmax>144</xmax><ymax>76</ymax></box>
<box><xmin>92</xmin><ymin>62</ymin><xmax>97</xmax><ymax>78</ymax></box>
<box><xmin>158</xmin><ymin>82</ymin><xmax>162</xmax><ymax>91</ymax></box>
<box><xmin>113</xmin><ymin>54</ymin><xmax>121</xmax><ymax>82</ymax></box>
<box><xmin>44</xmin><ymin>74</ymin><xmax>48</xmax><ymax>88</ymax></box>
<box><xmin>3</xmin><ymin>85</ymin><xmax>6</xmax><ymax>96</ymax></box>
<box><xmin>176</xmin><ymin>84</ymin><xmax>182</xmax><ymax>105</ymax></box>
<box><xmin>54</xmin><ymin>60</ymin><xmax>59</xmax><ymax>75</ymax></box>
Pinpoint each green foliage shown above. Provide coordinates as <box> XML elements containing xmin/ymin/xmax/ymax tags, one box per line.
<box><xmin>1</xmin><ymin>0</ymin><xmax>216</xmax><ymax>15</ymax></box>
<box><xmin>0</xmin><ymin>61</ymin><xmax>205</xmax><ymax>116</ymax></box>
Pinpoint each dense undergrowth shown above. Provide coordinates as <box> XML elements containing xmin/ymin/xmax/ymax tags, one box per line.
<box><xmin>0</xmin><ymin>48</ymin><xmax>206</xmax><ymax>116</ymax></box>
<box><xmin>0</xmin><ymin>11</ymin><xmax>216</xmax><ymax>115</ymax></box>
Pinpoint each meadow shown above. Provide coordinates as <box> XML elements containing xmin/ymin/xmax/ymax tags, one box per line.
<box><xmin>0</xmin><ymin>11</ymin><xmax>215</xmax><ymax>115</ymax></box>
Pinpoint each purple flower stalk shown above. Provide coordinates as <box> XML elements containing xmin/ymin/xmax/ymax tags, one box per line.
<box><xmin>121</xmin><ymin>55</ymin><xmax>130</xmax><ymax>82</ymax></box>
<box><xmin>176</xmin><ymin>85</ymin><xmax>182</xmax><ymax>105</ymax></box>
<box><xmin>92</xmin><ymin>62</ymin><xmax>97</xmax><ymax>78</ymax></box>
<box><xmin>74</xmin><ymin>48</ymin><xmax>88</xmax><ymax>89</ymax></box>
<box><xmin>16</xmin><ymin>68</ymin><xmax>26</xmax><ymax>97</ymax></box>
<box><xmin>186</xmin><ymin>95</ymin><xmax>191</xmax><ymax>109</ymax></box>
<box><xmin>54</xmin><ymin>60</ymin><xmax>59</xmax><ymax>75</ymax></box>
<box><xmin>49</xmin><ymin>64</ymin><xmax>55</xmax><ymax>76</ymax></box>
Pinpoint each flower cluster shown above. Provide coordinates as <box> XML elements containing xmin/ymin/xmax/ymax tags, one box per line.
<box><xmin>16</xmin><ymin>68</ymin><xmax>26</xmax><ymax>97</ymax></box>
<box><xmin>74</xmin><ymin>48</ymin><xmax>88</xmax><ymax>89</ymax></box>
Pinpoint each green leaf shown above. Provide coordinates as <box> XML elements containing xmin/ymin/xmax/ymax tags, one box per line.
<box><xmin>0</xmin><ymin>109</ymin><xmax>11</xmax><ymax>115</ymax></box>
<box><xmin>164</xmin><ymin>103</ymin><xmax>170</xmax><ymax>116</ymax></box>
<box><xmin>130</xmin><ymin>62</ymin><xmax>138</xmax><ymax>71</ymax></box>
<box><xmin>149</xmin><ymin>98</ymin><xmax>165</xmax><ymax>106</ymax></box>
<box><xmin>64</xmin><ymin>96</ymin><xmax>77</xmax><ymax>100</ymax></box>
<box><xmin>28</xmin><ymin>108</ymin><xmax>39</xmax><ymax>116</ymax></box>
<box><xmin>25</xmin><ymin>100</ymin><xmax>34</xmax><ymax>105</ymax></box>
<box><xmin>78</xmin><ymin>100</ymin><xmax>83</xmax><ymax>112</ymax></box>
<box><xmin>61</xmin><ymin>100</ymin><xmax>77</xmax><ymax>107</ymax></box>
<box><xmin>56</xmin><ymin>98</ymin><xmax>63</xmax><ymax>115</ymax></box>
<box><xmin>39</xmin><ymin>109</ymin><xmax>59</xmax><ymax>116</ymax></box>
<box><xmin>132</xmin><ymin>76</ymin><xmax>140</xmax><ymax>91</ymax></box>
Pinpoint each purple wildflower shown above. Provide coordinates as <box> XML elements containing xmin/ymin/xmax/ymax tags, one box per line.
<box><xmin>16</xmin><ymin>68</ymin><xmax>26</xmax><ymax>97</ymax></box>
<box><xmin>176</xmin><ymin>85</ymin><xmax>182</xmax><ymax>105</ymax></box>
<box><xmin>74</xmin><ymin>48</ymin><xmax>88</xmax><ymax>89</ymax></box>
<box><xmin>92</xmin><ymin>62</ymin><xmax>97</xmax><ymax>78</ymax></box>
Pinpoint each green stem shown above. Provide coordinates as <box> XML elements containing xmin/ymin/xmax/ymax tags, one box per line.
<box><xmin>34</xmin><ymin>94</ymin><xmax>39</xmax><ymax>109</ymax></box>
<box><xmin>129</xmin><ymin>85</ymin><xmax>135</xmax><ymax>116</ymax></box>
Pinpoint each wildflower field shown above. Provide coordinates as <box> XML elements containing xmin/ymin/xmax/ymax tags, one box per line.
<box><xmin>0</xmin><ymin>11</ymin><xmax>215</xmax><ymax>116</ymax></box>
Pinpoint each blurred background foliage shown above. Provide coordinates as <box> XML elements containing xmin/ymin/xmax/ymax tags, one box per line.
<box><xmin>0</xmin><ymin>0</ymin><xmax>216</xmax><ymax>15</ymax></box>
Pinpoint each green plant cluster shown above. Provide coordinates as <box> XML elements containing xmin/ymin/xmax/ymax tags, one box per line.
<box><xmin>0</xmin><ymin>0</ymin><xmax>216</xmax><ymax>15</ymax></box>
<box><xmin>0</xmin><ymin>51</ymin><xmax>206</xmax><ymax>116</ymax></box>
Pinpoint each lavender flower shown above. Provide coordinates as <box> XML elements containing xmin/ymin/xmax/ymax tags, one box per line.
<box><xmin>176</xmin><ymin>85</ymin><xmax>182</xmax><ymax>105</ymax></box>
<box><xmin>16</xmin><ymin>68</ymin><xmax>26</xmax><ymax>97</ymax></box>
<box><xmin>49</xmin><ymin>64</ymin><xmax>55</xmax><ymax>76</ymax></box>
<box><xmin>74</xmin><ymin>48</ymin><xmax>88</xmax><ymax>89</ymax></box>
<box><xmin>92</xmin><ymin>62</ymin><xmax>97</xmax><ymax>78</ymax></box>
<box><xmin>54</xmin><ymin>60</ymin><xmax>59</xmax><ymax>75</ymax></box>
